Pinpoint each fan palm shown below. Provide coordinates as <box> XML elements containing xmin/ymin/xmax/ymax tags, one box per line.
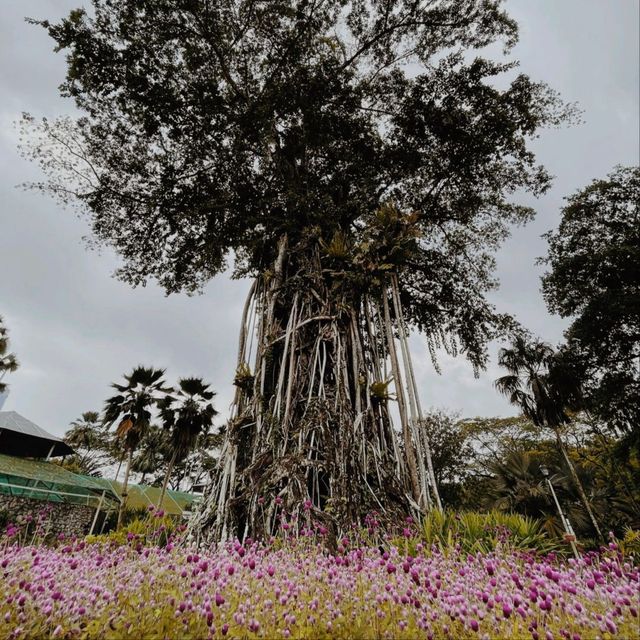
<box><xmin>495</xmin><ymin>336</ymin><xmax>603</xmax><ymax>540</ymax></box>
<box><xmin>485</xmin><ymin>450</ymin><xmax>588</xmax><ymax>539</ymax></box>
<box><xmin>0</xmin><ymin>316</ymin><xmax>19</xmax><ymax>394</ymax></box>
<box><xmin>157</xmin><ymin>378</ymin><xmax>217</xmax><ymax>508</ymax></box>
<box><xmin>64</xmin><ymin>411</ymin><xmax>109</xmax><ymax>474</ymax></box>
<box><xmin>103</xmin><ymin>366</ymin><xmax>171</xmax><ymax>528</ymax></box>
<box><xmin>486</xmin><ymin>451</ymin><xmax>548</xmax><ymax>515</ymax></box>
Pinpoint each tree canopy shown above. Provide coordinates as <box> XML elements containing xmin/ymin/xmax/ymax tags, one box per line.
<box><xmin>23</xmin><ymin>0</ymin><xmax>575</xmax><ymax>369</ymax></box>
<box><xmin>541</xmin><ymin>165</ymin><xmax>640</xmax><ymax>434</ymax></box>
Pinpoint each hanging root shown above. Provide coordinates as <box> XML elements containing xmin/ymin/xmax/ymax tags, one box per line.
<box><xmin>189</xmin><ymin>235</ymin><xmax>440</xmax><ymax>544</ymax></box>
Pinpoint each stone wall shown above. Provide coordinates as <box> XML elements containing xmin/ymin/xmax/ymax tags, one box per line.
<box><xmin>0</xmin><ymin>492</ymin><xmax>95</xmax><ymax>538</ymax></box>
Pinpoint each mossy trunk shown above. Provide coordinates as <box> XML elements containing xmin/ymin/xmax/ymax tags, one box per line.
<box><xmin>190</xmin><ymin>235</ymin><xmax>440</xmax><ymax>543</ymax></box>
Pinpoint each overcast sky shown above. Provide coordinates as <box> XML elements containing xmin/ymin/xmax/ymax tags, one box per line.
<box><xmin>1</xmin><ymin>0</ymin><xmax>638</xmax><ymax>438</ymax></box>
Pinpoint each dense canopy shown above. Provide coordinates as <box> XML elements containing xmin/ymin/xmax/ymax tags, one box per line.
<box><xmin>542</xmin><ymin>165</ymin><xmax>640</xmax><ymax>433</ymax></box>
<box><xmin>24</xmin><ymin>0</ymin><xmax>574</xmax><ymax>369</ymax></box>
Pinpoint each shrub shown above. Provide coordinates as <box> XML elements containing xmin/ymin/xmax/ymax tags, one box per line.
<box><xmin>396</xmin><ymin>509</ymin><xmax>561</xmax><ymax>556</ymax></box>
<box><xmin>85</xmin><ymin>509</ymin><xmax>181</xmax><ymax>547</ymax></box>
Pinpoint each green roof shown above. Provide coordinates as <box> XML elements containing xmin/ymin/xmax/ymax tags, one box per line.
<box><xmin>90</xmin><ymin>477</ymin><xmax>201</xmax><ymax>516</ymax></box>
<box><xmin>0</xmin><ymin>453</ymin><xmax>201</xmax><ymax>516</ymax></box>
<box><xmin>0</xmin><ymin>453</ymin><xmax>119</xmax><ymax>508</ymax></box>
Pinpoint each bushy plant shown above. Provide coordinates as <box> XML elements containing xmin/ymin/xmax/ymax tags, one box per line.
<box><xmin>397</xmin><ymin>510</ymin><xmax>561</xmax><ymax>556</ymax></box>
<box><xmin>85</xmin><ymin>508</ymin><xmax>181</xmax><ymax>548</ymax></box>
<box><xmin>618</xmin><ymin>527</ymin><xmax>640</xmax><ymax>559</ymax></box>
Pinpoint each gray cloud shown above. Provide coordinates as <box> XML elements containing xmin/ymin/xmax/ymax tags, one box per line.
<box><xmin>1</xmin><ymin>0</ymin><xmax>638</xmax><ymax>436</ymax></box>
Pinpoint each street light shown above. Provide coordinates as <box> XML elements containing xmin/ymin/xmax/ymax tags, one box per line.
<box><xmin>540</xmin><ymin>465</ymin><xmax>579</xmax><ymax>559</ymax></box>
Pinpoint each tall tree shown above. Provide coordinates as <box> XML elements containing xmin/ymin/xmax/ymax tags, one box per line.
<box><xmin>541</xmin><ymin>165</ymin><xmax>640</xmax><ymax>439</ymax></box>
<box><xmin>157</xmin><ymin>377</ymin><xmax>217</xmax><ymax>508</ymax></box>
<box><xmin>103</xmin><ymin>366</ymin><xmax>171</xmax><ymax>528</ymax></box>
<box><xmin>0</xmin><ymin>316</ymin><xmax>19</xmax><ymax>394</ymax></box>
<box><xmin>23</xmin><ymin>0</ymin><xmax>575</xmax><ymax>540</ymax></box>
<box><xmin>495</xmin><ymin>336</ymin><xmax>603</xmax><ymax>540</ymax></box>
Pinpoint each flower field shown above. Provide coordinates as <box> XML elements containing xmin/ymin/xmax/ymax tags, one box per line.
<box><xmin>1</xmin><ymin>537</ymin><xmax>638</xmax><ymax>640</ymax></box>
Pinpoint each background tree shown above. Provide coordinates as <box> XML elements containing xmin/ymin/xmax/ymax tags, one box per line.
<box><xmin>103</xmin><ymin>366</ymin><xmax>171</xmax><ymax>528</ymax></box>
<box><xmin>495</xmin><ymin>336</ymin><xmax>603</xmax><ymax>539</ymax></box>
<box><xmin>24</xmin><ymin>0</ymin><xmax>576</xmax><ymax>540</ymax></box>
<box><xmin>541</xmin><ymin>165</ymin><xmax>640</xmax><ymax>441</ymax></box>
<box><xmin>483</xmin><ymin>450</ymin><xmax>589</xmax><ymax>539</ymax></box>
<box><xmin>131</xmin><ymin>424</ymin><xmax>168</xmax><ymax>484</ymax></box>
<box><xmin>0</xmin><ymin>315</ymin><xmax>19</xmax><ymax>394</ymax></box>
<box><xmin>168</xmin><ymin>437</ymin><xmax>220</xmax><ymax>493</ymax></box>
<box><xmin>157</xmin><ymin>378</ymin><xmax>217</xmax><ymax>507</ymax></box>
<box><xmin>62</xmin><ymin>410</ymin><xmax>110</xmax><ymax>476</ymax></box>
<box><xmin>418</xmin><ymin>410</ymin><xmax>474</xmax><ymax>505</ymax></box>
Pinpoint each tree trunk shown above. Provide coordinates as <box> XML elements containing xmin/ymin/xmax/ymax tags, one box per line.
<box><xmin>189</xmin><ymin>235</ymin><xmax>440</xmax><ymax>543</ymax></box>
<box><xmin>553</xmin><ymin>427</ymin><xmax>604</xmax><ymax>541</ymax></box>
<box><xmin>158</xmin><ymin>449</ymin><xmax>178</xmax><ymax>509</ymax></box>
<box><xmin>114</xmin><ymin>456</ymin><xmax>123</xmax><ymax>482</ymax></box>
<box><xmin>116</xmin><ymin>448</ymin><xmax>133</xmax><ymax>530</ymax></box>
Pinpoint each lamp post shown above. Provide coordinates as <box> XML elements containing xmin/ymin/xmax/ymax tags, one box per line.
<box><xmin>540</xmin><ymin>465</ymin><xmax>579</xmax><ymax>559</ymax></box>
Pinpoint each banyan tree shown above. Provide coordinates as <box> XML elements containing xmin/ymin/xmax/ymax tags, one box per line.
<box><xmin>23</xmin><ymin>0</ymin><xmax>574</xmax><ymax>541</ymax></box>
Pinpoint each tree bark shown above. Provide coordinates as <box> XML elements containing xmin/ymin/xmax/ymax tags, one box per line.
<box><xmin>158</xmin><ymin>449</ymin><xmax>178</xmax><ymax>510</ymax></box>
<box><xmin>116</xmin><ymin>448</ymin><xmax>133</xmax><ymax>530</ymax></box>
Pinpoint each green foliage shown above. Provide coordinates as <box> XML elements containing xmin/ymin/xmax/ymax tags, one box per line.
<box><xmin>86</xmin><ymin>513</ymin><xmax>179</xmax><ymax>547</ymax></box>
<box><xmin>369</xmin><ymin>378</ymin><xmax>394</xmax><ymax>402</ymax></box>
<box><xmin>104</xmin><ymin>366</ymin><xmax>171</xmax><ymax>452</ymax></box>
<box><xmin>22</xmin><ymin>0</ymin><xmax>577</xmax><ymax>369</ymax></box>
<box><xmin>0</xmin><ymin>315</ymin><xmax>19</xmax><ymax>394</ymax></box>
<box><xmin>158</xmin><ymin>378</ymin><xmax>217</xmax><ymax>468</ymax></box>
<box><xmin>418</xmin><ymin>411</ymin><xmax>474</xmax><ymax>502</ymax></box>
<box><xmin>415</xmin><ymin>510</ymin><xmax>559</xmax><ymax>555</ymax></box>
<box><xmin>495</xmin><ymin>336</ymin><xmax>581</xmax><ymax>430</ymax></box>
<box><xmin>618</xmin><ymin>527</ymin><xmax>640</xmax><ymax>558</ymax></box>
<box><xmin>441</xmin><ymin>413</ymin><xmax>640</xmax><ymax>541</ymax></box>
<box><xmin>233</xmin><ymin>363</ymin><xmax>254</xmax><ymax>391</ymax></box>
<box><xmin>62</xmin><ymin>411</ymin><xmax>112</xmax><ymax>476</ymax></box>
<box><xmin>542</xmin><ymin>165</ymin><xmax>640</xmax><ymax>437</ymax></box>
<box><xmin>131</xmin><ymin>425</ymin><xmax>169</xmax><ymax>481</ymax></box>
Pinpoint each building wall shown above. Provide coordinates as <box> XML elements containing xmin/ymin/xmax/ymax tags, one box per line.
<box><xmin>0</xmin><ymin>493</ymin><xmax>95</xmax><ymax>538</ymax></box>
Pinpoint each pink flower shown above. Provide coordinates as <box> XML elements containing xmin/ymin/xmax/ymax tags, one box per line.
<box><xmin>248</xmin><ymin>619</ymin><xmax>260</xmax><ymax>633</ymax></box>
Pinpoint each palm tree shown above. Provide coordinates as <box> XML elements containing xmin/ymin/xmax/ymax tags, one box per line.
<box><xmin>131</xmin><ymin>425</ymin><xmax>168</xmax><ymax>484</ymax></box>
<box><xmin>63</xmin><ymin>411</ymin><xmax>110</xmax><ymax>475</ymax></box>
<box><xmin>0</xmin><ymin>316</ymin><xmax>19</xmax><ymax>394</ymax></box>
<box><xmin>485</xmin><ymin>450</ymin><xmax>588</xmax><ymax>538</ymax></box>
<box><xmin>103</xmin><ymin>366</ymin><xmax>171</xmax><ymax>528</ymax></box>
<box><xmin>157</xmin><ymin>378</ymin><xmax>217</xmax><ymax>508</ymax></box>
<box><xmin>495</xmin><ymin>336</ymin><xmax>604</xmax><ymax>540</ymax></box>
